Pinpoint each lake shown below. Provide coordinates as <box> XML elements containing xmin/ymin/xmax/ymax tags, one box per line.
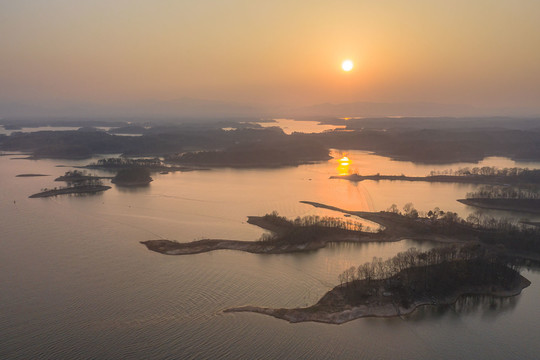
<box><xmin>2</xmin><ymin>145</ymin><xmax>540</xmax><ymax>359</ymax></box>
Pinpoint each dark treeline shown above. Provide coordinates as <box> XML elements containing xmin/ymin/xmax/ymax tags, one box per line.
<box><xmin>90</xmin><ymin>157</ymin><xmax>163</xmax><ymax>169</ymax></box>
<box><xmin>307</xmin><ymin>128</ymin><xmax>540</xmax><ymax>163</ymax></box>
<box><xmin>466</xmin><ymin>185</ymin><xmax>540</xmax><ymax>200</ymax></box>
<box><xmin>263</xmin><ymin>211</ymin><xmax>363</xmax><ymax>231</ymax></box>
<box><xmin>430</xmin><ymin>166</ymin><xmax>540</xmax><ymax>181</ymax></box>
<box><xmin>337</xmin><ymin>245</ymin><xmax>523</xmax><ymax>307</ymax></box>
<box><xmin>3</xmin><ymin>121</ymin><xmax>540</xmax><ymax>164</ymax></box>
<box><xmin>258</xmin><ymin>212</ymin><xmax>363</xmax><ymax>243</ymax></box>
<box><xmin>321</xmin><ymin>117</ymin><xmax>540</xmax><ymax>131</ymax></box>
<box><xmin>0</xmin><ymin>127</ymin><xmax>288</xmax><ymax>159</ymax></box>
<box><xmin>1</xmin><ymin>131</ymin><xmax>137</xmax><ymax>158</ymax></box>
<box><xmin>167</xmin><ymin>140</ymin><xmax>330</xmax><ymax>167</ymax></box>
<box><xmin>387</xmin><ymin>203</ymin><xmax>540</xmax><ymax>253</ymax></box>
<box><xmin>112</xmin><ymin>168</ymin><xmax>152</xmax><ymax>185</ymax></box>
<box><xmin>54</xmin><ymin>170</ymin><xmax>108</xmax><ymax>186</ymax></box>
<box><xmin>258</xmin><ymin>204</ymin><xmax>540</xmax><ymax>253</ymax></box>
<box><xmin>38</xmin><ymin>177</ymin><xmax>104</xmax><ymax>193</ymax></box>
<box><xmin>57</xmin><ymin>169</ymin><xmax>88</xmax><ymax>179</ymax></box>
<box><xmin>338</xmin><ymin>245</ymin><xmax>513</xmax><ymax>286</ymax></box>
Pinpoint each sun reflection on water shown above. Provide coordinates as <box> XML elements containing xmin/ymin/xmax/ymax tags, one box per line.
<box><xmin>337</xmin><ymin>155</ymin><xmax>351</xmax><ymax>175</ymax></box>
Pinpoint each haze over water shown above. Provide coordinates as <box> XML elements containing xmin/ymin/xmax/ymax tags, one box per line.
<box><xmin>2</xmin><ymin>120</ymin><xmax>540</xmax><ymax>359</ymax></box>
<box><xmin>2</xmin><ymin>1</ymin><xmax>540</xmax><ymax>357</ymax></box>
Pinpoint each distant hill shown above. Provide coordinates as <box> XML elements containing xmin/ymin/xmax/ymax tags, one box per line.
<box><xmin>289</xmin><ymin>101</ymin><xmax>540</xmax><ymax>118</ymax></box>
<box><xmin>2</xmin><ymin>98</ymin><xmax>539</xmax><ymax>120</ymax></box>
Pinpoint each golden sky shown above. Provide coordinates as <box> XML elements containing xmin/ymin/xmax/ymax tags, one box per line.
<box><xmin>1</xmin><ymin>0</ymin><xmax>539</xmax><ymax>113</ymax></box>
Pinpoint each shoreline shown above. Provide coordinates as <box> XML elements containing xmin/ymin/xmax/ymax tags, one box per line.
<box><xmin>55</xmin><ymin>175</ymin><xmax>112</xmax><ymax>182</ymax></box>
<box><xmin>224</xmin><ymin>276</ymin><xmax>531</xmax><ymax>324</ymax></box>
<box><xmin>141</xmin><ymin>201</ymin><xmax>540</xmax><ymax>260</ymax></box>
<box><xmin>458</xmin><ymin>198</ymin><xmax>540</xmax><ymax>214</ymax></box>
<box><xmin>141</xmin><ymin>206</ymin><xmax>472</xmax><ymax>256</ymax></box>
<box><xmin>331</xmin><ymin>173</ymin><xmax>540</xmax><ymax>185</ymax></box>
<box><xmin>170</xmin><ymin>158</ymin><xmax>331</xmax><ymax>169</ymax></box>
<box><xmin>141</xmin><ymin>216</ymin><xmax>385</xmax><ymax>256</ymax></box>
<box><xmin>16</xmin><ymin>173</ymin><xmax>50</xmax><ymax>177</ymax></box>
<box><xmin>29</xmin><ymin>185</ymin><xmax>111</xmax><ymax>198</ymax></box>
<box><xmin>111</xmin><ymin>179</ymin><xmax>153</xmax><ymax>187</ymax></box>
<box><xmin>84</xmin><ymin>164</ymin><xmax>203</xmax><ymax>172</ymax></box>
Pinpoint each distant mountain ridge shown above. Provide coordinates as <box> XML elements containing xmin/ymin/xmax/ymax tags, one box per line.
<box><xmin>290</xmin><ymin>101</ymin><xmax>540</xmax><ymax>118</ymax></box>
<box><xmin>1</xmin><ymin>98</ymin><xmax>539</xmax><ymax>120</ymax></box>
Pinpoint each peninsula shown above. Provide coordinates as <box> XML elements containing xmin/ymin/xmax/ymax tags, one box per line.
<box><xmin>142</xmin><ymin>214</ymin><xmax>378</xmax><ymax>255</ymax></box>
<box><xmin>142</xmin><ymin>201</ymin><xmax>540</xmax><ymax>260</ymax></box>
<box><xmin>331</xmin><ymin>167</ymin><xmax>540</xmax><ymax>186</ymax></box>
<box><xmin>225</xmin><ymin>246</ymin><xmax>530</xmax><ymax>324</ymax></box>
<box><xmin>141</xmin><ymin>205</ymin><xmax>470</xmax><ymax>256</ymax></box>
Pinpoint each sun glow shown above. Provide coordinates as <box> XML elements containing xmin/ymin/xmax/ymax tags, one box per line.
<box><xmin>337</xmin><ymin>156</ymin><xmax>351</xmax><ymax>175</ymax></box>
<box><xmin>339</xmin><ymin>156</ymin><xmax>350</xmax><ymax>165</ymax></box>
<box><xmin>341</xmin><ymin>60</ymin><xmax>354</xmax><ymax>72</ymax></box>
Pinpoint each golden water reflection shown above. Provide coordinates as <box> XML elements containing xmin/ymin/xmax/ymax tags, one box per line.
<box><xmin>337</xmin><ymin>155</ymin><xmax>351</xmax><ymax>175</ymax></box>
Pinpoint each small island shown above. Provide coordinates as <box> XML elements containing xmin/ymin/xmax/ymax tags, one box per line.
<box><xmin>54</xmin><ymin>169</ymin><xmax>112</xmax><ymax>183</ymax></box>
<box><xmin>29</xmin><ymin>183</ymin><xmax>111</xmax><ymax>198</ymax></box>
<box><xmin>16</xmin><ymin>174</ymin><xmax>50</xmax><ymax>177</ymax></box>
<box><xmin>225</xmin><ymin>245</ymin><xmax>530</xmax><ymax>324</ymax></box>
<box><xmin>111</xmin><ymin>167</ymin><xmax>153</xmax><ymax>186</ymax></box>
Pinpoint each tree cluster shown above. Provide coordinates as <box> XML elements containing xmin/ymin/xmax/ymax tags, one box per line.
<box><xmin>429</xmin><ymin>166</ymin><xmax>540</xmax><ymax>181</ymax></box>
<box><xmin>466</xmin><ymin>185</ymin><xmax>540</xmax><ymax>200</ymax></box>
<box><xmin>112</xmin><ymin>167</ymin><xmax>152</xmax><ymax>184</ymax></box>
<box><xmin>337</xmin><ymin>245</ymin><xmax>522</xmax><ymax>307</ymax></box>
<box><xmin>93</xmin><ymin>157</ymin><xmax>162</xmax><ymax>169</ymax></box>
<box><xmin>168</xmin><ymin>140</ymin><xmax>330</xmax><ymax>167</ymax></box>
<box><xmin>259</xmin><ymin>212</ymin><xmax>363</xmax><ymax>244</ymax></box>
<box><xmin>388</xmin><ymin>203</ymin><xmax>540</xmax><ymax>252</ymax></box>
<box><xmin>262</xmin><ymin>212</ymin><xmax>363</xmax><ymax>232</ymax></box>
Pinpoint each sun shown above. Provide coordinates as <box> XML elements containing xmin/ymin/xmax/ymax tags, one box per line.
<box><xmin>339</xmin><ymin>156</ymin><xmax>350</xmax><ymax>165</ymax></box>
<box><xmin>341</xmin><ymin>60</ymin><xmax>354</xmax><ymax>72</ymax></box>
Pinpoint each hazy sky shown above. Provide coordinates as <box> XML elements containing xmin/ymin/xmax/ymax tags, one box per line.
<box><xmin>1</xmin><ymin>0</ymin><xmax>540</xmax><ymax>114</ymax></box>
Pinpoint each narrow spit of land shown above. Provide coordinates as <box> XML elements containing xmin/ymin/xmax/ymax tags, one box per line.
<box><xmin>141</xmin><ymin>201</ymin><xmax>472</xmax><ymax>256</ymax></box>
<box><xmin>331</xmin><ymin>173</ymin><xmax>540</xmax><ymax>186</ymax></box>
<box><xmin>142</xmin><ymin>216</ymin><xmax>380</xmax><ymax>255</ymax></box>
<box><xmin>29</xmin><ymin>185</ymin><xmax>111</xmax><ymax>198</ymax></box>
<box><xmin>16</xmin><ymin>174</ymin><xmax>50</xmax><ymax>177</ymax></box>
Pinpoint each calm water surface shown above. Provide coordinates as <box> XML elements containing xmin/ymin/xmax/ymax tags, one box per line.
<box><xmin>255</xmin><ymin>119</ymin><xmax>345</xmax><ymax>134</ymax></box>
<box><xmin>2</xmin><ymin>148</ymin><xmax>540</xmax><ymax>359</ymax></box>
